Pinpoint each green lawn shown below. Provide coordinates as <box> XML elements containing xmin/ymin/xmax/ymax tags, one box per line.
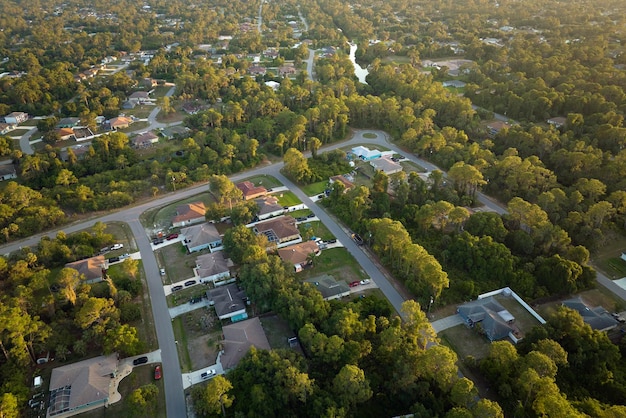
<box><xmin>119</xmin><ymin>121</ymin><xmax>149</xmax><ymax>133</ymax></box>
<box><xmin>172</xmin><ymin>317</ymin><xmax>193</xmax><ymax>372</ymax></box>
<box><xmin>140</xmin><ymin>193</ymin><xmax>215</xmax><ymax>231</ymax></box>
<box><xmin>439</xmin><ymin>324</ymin><xmax>491</xmax><ymax>361</ymax></box>
<box><xmin>300</xmin><ymin>247</ymin><xmax>368</xmax><ymax>283</ymax></box>
<box><xmin>298</xmin><ymin>220</ymin><xmax>333</xmax><ymax>241</ymax></box>
<box><xmin>301</xmin><ymin>181</ymin><xmax>328</xmax><ymax>196</ymax></box>
<box><xmin>276</xmin><ymin>191</ymin><xmax>302</xmax><ymax>206</ymax></box>
<box><xmin>591</xmin><ymin>232</ymin><xmax>626</xmax><ymax>279</ymax></box>
<box><xmin>124</xmin><ymin>106</ymin><xmax>154</xmax><ymax>119</ymax></box>
<box><xmin>241</xmin><ymin>174</ymin><xmax>283</xmax><ymax>188</ymax></box>
<box><xmin>400</xmin><ymin>160</ymin><xmax>426</xmax><ymax>173</ymax></box>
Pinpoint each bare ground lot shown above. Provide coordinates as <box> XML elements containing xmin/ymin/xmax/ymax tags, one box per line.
<box><xmin>439</xmin><ymin>324</ymin><xmax>491</xmax><ymax>361</ymax></box>
<box><xmin>155</xmin><ymin>243</ymin><xmax>197</xmax><ymax>286</ymax></box>
<box><xmin>173</xmin><ymin>307</ymin><xmax>221</xmax><ymax>372</ymax></box>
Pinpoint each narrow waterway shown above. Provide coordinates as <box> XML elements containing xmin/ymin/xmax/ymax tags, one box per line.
<box><xmin>348</xmin><ymin>42</ymin><xmax>369</xmax><ymax>84</ymax></box>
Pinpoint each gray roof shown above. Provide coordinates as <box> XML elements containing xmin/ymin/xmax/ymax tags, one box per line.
<box><xmin>196</xmin><ymin>252</ymin><xmax>232</xmax><ymax>278</ymax></box>
<box><xmin>255</xmin><ymin>196</ymin><xmax>283</xmax><ymax>216</ymax></box>
<box><xmin>48</xmin><ymin>354</ymin><xmax>117</xmax><ymax>415</ymax></box>
<box><xmin>220</xmin><ymin>317</ymin><xmax>270</xmax><ymax>370</ymax></box>
<box><xmin>207</xmin><ymin>283</ymin><xmax>247</xmax><ymax>319</ymax></box>
<box><xmin>181</xmin><ymin>222</ymin><xmax>221</xmax><ymax>249</ymax></box>
<box><xmin>562</xmin><ymin>296</ymin><xmax>618</xmax><ymax>331</ymax></box>
<box><xmin>457</xmin><ymin>297</ymin><xmax>515</xmax><ymax>341</ymax></box>
<box><xmin>370</xmin><ymin>156</ymin><xmax>402</xmax><ymax>174</ymax></box>
<box><xmin>305</xmin><ymin>274</ymin><xmax>350</xmax><ymax>300</ymax></box>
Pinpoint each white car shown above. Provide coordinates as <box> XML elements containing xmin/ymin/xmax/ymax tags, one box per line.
<box><xmin>200</xmin><ymin>369</ymin><xmax>216</xmax><ymax>380</ymax></box>
<box><xmin>111</xmin><ymin>243</ymin><xmax>124</xmax><ymax>250</ymax></box>
<box><xmin>160</xmin><ymin>268</ymin><xmax>166</xmax><ymax>276</ymax></box>
<box><xmin>360</xmin><ymin>279</ymin><xmax>370</xmax><ymax>285</ymax></box>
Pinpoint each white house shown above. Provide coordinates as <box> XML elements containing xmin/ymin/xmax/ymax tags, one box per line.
<box><xmin>195</xmin><ymin>252</ymin><xmax>232</xmax><ymax>283</ymax></box>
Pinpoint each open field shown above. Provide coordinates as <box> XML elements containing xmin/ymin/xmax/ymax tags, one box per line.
<box><xmin>400</xmin><ymin>160</ymin><xmax>427</xmax><ymax>173</ymax></box>
<box><xmin>175</xmin><ymin>308</ymin><xmax>221</xmax><ymax>371</ymax></box>
<box><xmin>301</xmin><ymin>181</ymin><xmax>328</xmax><ymax>196</ymax></box>
<box><xmin>591</xmin><ymin>232</ymin><xmax>626</xmax><ymax>279</ymax></box>
<box><xmin>439</xmin><ymin>324</ymin><xmax>491</xmax><ymax>361</ymax></box>
<box><xmin>299</xmin><ymin>247</ymin><xmax>368</xmax><ymax>283</ymax></box>
<box><xmin>298</xmin><ymin>220</ymin><xmax>334</xmax><ymax>241</ymax></box>
<box><xmin>241</xmin><ymin>174</ymin><xmax>283</xmax><ymax>188</ymax></box>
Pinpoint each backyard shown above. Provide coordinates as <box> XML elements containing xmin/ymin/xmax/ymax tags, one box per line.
<box><xmin>172</xmin><ymin>308</ymin><xmax>221</xmax><ymax>372</ymax></box>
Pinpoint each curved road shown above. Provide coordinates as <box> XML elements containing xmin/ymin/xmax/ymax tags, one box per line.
<box><xmin>0</xmin><ymin>129</ymin><xmax>507</xmax><ymax>417</ymax></box>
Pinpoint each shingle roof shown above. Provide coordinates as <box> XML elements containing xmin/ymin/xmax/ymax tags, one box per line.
<box><xmin>457</xmin><ymin>297</ymin><xmax>515</xmax><ymax>341</ymax></box>
<box><xmin>181</xmin><ymin>222</ymin><xmax>221</xmax><ymax>249</ymax></box>
<box><xmin>236</xmin><ymin>181</ymin><xmax>267</xmax><ymax>200</ymax></box>
<box><xmin>207</xmin><ymin>283</ymin><xmax>247</xmax><ymax>319</ymax></box>
<box><xmin>220</xmin><ymin>317</ymin><xmax>270</xmax><ymax>370</ymax></box>
<box><xmin>562</xmin><ymin>296</ymin><xmax>618</xmax><ymax>331</ymax></box>
<box><xmin>255</xmin><ymin>196</ymin><xmax>283</xmax><ymax>216</ymax></box>
<box><xmin>196</xmin><ymin>251</ymin><xmax>231</xmax><ymax>278</ymax></box>
<box><xmin>173</xmin><ymin>202</ymin><xmax>206</xmax><ymax>224</ymax></box>
<box><xmin>305</xmin><ymin>274</ymin><xmax>350</xmax><ymax>300</ymax></box>
<box><xmin>278</xmin><ymin>241</ymin><xmax>320</xmax><ymax>266</ymax></box>
<box><xmin>253</xmin><ymin>216</ymin><xmax>299</xmax><ymax>241</ymax></box>
<box><xmin>65</xmin><ymin>256</ymin><xmax>106</xmax><ymax>282</ymax></box>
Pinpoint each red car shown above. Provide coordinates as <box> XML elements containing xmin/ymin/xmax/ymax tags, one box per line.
<box><xmin>166</xmin><ymin>233</ymin><xmax>179</xmax><ymax>240</ymax></box>
<box><xmin>349</xmin><ymin>281</ymin><xmax>360</xmax><ymax>288</ymax></box>
<box><xmin>154</xmin><ymin>365</ymin><xmax>162</xmax><ymax>380</ymax></box>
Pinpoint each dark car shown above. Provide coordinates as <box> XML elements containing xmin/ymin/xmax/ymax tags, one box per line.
<box><xmin>296</xmin><ymin>217</ymin><xmax>307</xmax><ymax>222</ymax></box>
<box><xmin>172</xmin><ymin>285</ymin><xmax>183</xmax><ymax>292</ymax></box>
<box><xmin>317</xmin><ymin>194</ymin><xmax>325</xmax><ymax>199</ymax></box>
<box><xmin>190</xmin><ymin>296</ymin><xmax>202</xmax><ymax>304</ymax></box>
<box><xmin>133</xmin><ymin>356</ymin><xmax>148</xmax><ymax>366</ymax></box>
<box><xmin>166</xmin><ymin>233</ymin><xmax>179</xmax><ymax>240</ymax></box>
<box><xmin>328</xmin><ymin>239</ymin><xmax>337</xmax><ymax>244</ymax></box>
<box><xmin>352</xmin><ymin>233</ymin><xmax>364</xmax><ymax>245</ymax></box>
<box><xmin>152</xmin><ymin>238</ymin><xmax>163</xmax><ymax>245</ymax></box>
<box><xmin>307</xmin><ymin>213</ymin><xmax>315</xmax><ymax>218</ymax></box>
<box><xmin>108</xmin><ymin>256</ymin><xmax>120</xmax><ymax>263</ymax></box>
<box><xmin>184</xmin><ymin>280</ymin><xmax>197</xmax><ymax>287</ymax></box>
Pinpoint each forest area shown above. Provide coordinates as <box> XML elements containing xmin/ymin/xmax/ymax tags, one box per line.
<box><xmin>1</xmin><ymin>0</ymin><xmax>626</xmax><ymax>416</ymax></box>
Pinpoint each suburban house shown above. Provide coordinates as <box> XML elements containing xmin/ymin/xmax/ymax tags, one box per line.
<box><xmin>487</xmin><ymin>120</ymin><xmax>510</xmax><ymax>136</ymax></box>
<box><xmin>329</xmin><ymin>175</ymin><xmax>354</xmax><ymax>192</ymax></box>
<box><xmin>253</xmin><ymin>216</ymin><xmax>301</xmax><ymax>245</ymax></box>
<box><xmin>255</xmin><ymin>196</ymin><xmax>284</xmax><ymax>220</ymax></box>
<box><xmin>207</xmin><ymin>283</ymin><xmax>248</xmax><ymax>321</ymax></box>
<box><xmin>180</xmin><ymin>222</ymin><xmax>222</xmax><ymax>253</ymax></box>
<box><xmin>547</xmin><ymin>116</ymin><xmax>567</xmax><ymax>129</ymax></box>
<box><xmin>181</xmin><ymin>102</ymin><xmax>203</xmax><ymax>114</ymax></box>
<box><xmin>128</xmin><ymin>91</ymin><xmax>150</xmax><ymax>104</ymax></box>
<box><xmin>248</xmin><ymin>66</ymin><xmax>267</xmax><ymax>76</ymax></box>
<box><xmin>2</xmin><ymin>111</ymin><xmax>28</xmax><ymax>125</ymax></box>
<box><xmin>172</xmin><ymin>202</ymin><xmax>206</xmax><ymax>228</ymax></box>
<box><xmin>109</xmin><ymin>116</ymin><xmax>133</xmax><ymax>130</ymax></box>
<box><xmin>370</xmin><ymin>156</ymin><xmax>403</xmax><ymax>175</ymax></box>
<box><xmin>56</xmin><ymin>128</ymin><xmax>75</xmax><ymax>141</ymax></box>
<box><xmin>236</xmin><ymin>181</ymin><xmax>267</xmax><ymax>200</ymax></box>
<box><xmin>278</xmin><ymin>65</ymin><xmax>297</xmax><ymax>77</ymax></box>
<box><xmin>161</xmin><ymin>125</ymin><xmax>190</xmax><ymax>139</ymax></box>
<box><xmin>194</xmin><ymin>252</ymin><xmax>232</xmax><ymax>283</ymax></box>
<box><xmin>562</xmin><ymin>296</ymin><xmax>619</xmax><ymax>332</ymax></box>
<box><xmin>219</xmin><ymin>317</ymin><xmax>270</xmax><ymax>370</ymax></box>
<box><xmin>0</xmin><ymin>164</ymin><xmax>17</xmax><ymax>181</ymax></box>
<box><xmin>305</xmin><ymin>274</ymin><xmax>351</xmax><ymax>301</ymax></box>
<box><xmin>131</xmin><ymin>131</ymin><xmax>159</xmax><ymax>148</ymax></box>
<box><xmin>351</xmin><ymin>146</ymin><xmax>382</xmax><ymax>161</ymax></box>
<box><xmin>57</xmin><ymin>117</ymin><xmax>81</xmax><ymax>129</ymax></box>
<box><xmin>0</xmin><ymin>123</ymin><xmax>15</xmax><ymax>135</ymax></box>
<box><xmin>457</xmin><ymin>297</ymin><xmax>517</xmax><ymax>342</ymax></box>
<box><xmin>65</xmin><ymin>256</ymin><xmax>107</xmax><ymax>284</ymax></box>
<box><xmin>278</xmin><ymin>241</ymin><xmax>321</xmax><ymax>272</ymax></box>
<box><xmin>47</xmin><ymin>354</ymin><xmax>118</xmax><ymax>418</ymax></box>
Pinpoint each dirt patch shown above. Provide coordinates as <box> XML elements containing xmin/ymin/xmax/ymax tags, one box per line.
<box><xmin>177</xmin><ymin>308</ymin><xmax>221</xmax><ymax>370</ymax></box>
<box><xmin>439</xmin><ymin>324</ymin><xmax>491</xmax><ymax>361</ymax></box>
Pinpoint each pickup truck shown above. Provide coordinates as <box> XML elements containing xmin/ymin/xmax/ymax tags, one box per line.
<box><xmin>352</xmin><ymin>233</ymin><xmax>364</xmax><ymax>245</ymax></box>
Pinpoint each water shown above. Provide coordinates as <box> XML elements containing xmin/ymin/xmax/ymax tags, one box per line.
<box><xmin>348</xmin><ymin>43</ymin><xmax>369</xmax><ymax>84</ymax></box>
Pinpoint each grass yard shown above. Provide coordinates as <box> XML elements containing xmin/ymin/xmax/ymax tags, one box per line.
<box><xmin>8</xmin><ymin>128</ymin><xmax>31</xmax><ymax>136</ymax></box>
<box><xmin>124</xmin><ymin>106</ymin><xmax>154</xmax><ymax>119</ymax></box>
<box><xmin>260</xmin><ymin>314</ymin><xmax>298</xmax><ymax>350</ymax></box>
<box><xmin>119</xmin><ymin>121</ymin><xmax>149</xmax><ymax>133</ymax></box>
<box><xmin>301</xmin><ymin>181</ymin><xmax>328</xmax><ymax>196</ymax></box>
<box><xmin>172</xmin><ymin>317</ymin><xmax>193</xmax><ymax>372</ymax></box>
<box><xmin>362</xmin><ymin>132</ymin><xmax>378</xmax><ymax>139</ymax></box>
<box><xmin>167</xmin><ymin>284</ymin><xmax>210</xmax><ymax>308</ymax></box>
<box><xmin>140</xmin><ymin>193</ymin><xmax>215</xmax><ymax>231</ymax></box>
<box><xmin>276</xmin><ymin>191</ymin><xmax>302</xmax><ymax>206</ymax></box>
<box><xmin>241</xmin><ymin>174</ymin><xmax>283</xmax><ymax>188</ymax></box>
<box><xmin>155</xmin><ymin>243</ymin><xmax>196</xmax><ymax>285</ymax></box>
<box><xmin>439</xmin><ymin>324</ymin><xmax>491</xmax><ymax>361</ymax></box>
<box><xmin>493</xmin><ymin>294</ymin><xmax>543</xmax><ymax>333</ymax></box>
<box><xmin>76</xmin><ymin>363</ymin><xmax>166</xmax><ymax>418</ymax></box>
<box><xmin>400</xmin><ymin>160</ymin><xmax>427</xmax><ymax>173</ymax></box>
<box><xmin>298</xmin><ymin>220</ymin><xmax>334</xmax><ymax>241</ymax></box>
<box><xmin>591</xmin><ymin>232</ymin><xmax>626</xmax><ymax>279</ymax></box>
<box><xmin>300</xmin><ymin>247</ymin><xmax>368</xmax><ymax>283</ymax></box>
<box><xmin>156</xmin><ymin>110</ymin><xmax>186</xmax><ymax>124</ymax></box>
<box><xmin>153</xmin><ymin>85</ymin><xmax>173</xmax><ymax>97</ymax></box>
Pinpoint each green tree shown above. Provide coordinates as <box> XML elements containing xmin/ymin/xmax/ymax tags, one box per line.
<box><xmin>332</xmin><ymin>364</ymin><xmax>372</xmax><ymax>407</ymax></box>
<box><xmin>193</xmin><ymin>375</ymin><xmax>234</xmax><ymax>417</ymax></box>
<box><xmin>0</xmin><ymin>393</ymin><xmax>19</xmax><ymax>418</ymax></box>
<box><xmin>283</xmin><ymin>148</ymin><xmax>312</xmax><ymax>183</ymax></box>
<box><xmin>103</xmin><ymin>324</ymin><xmax>143</xmax><ymax>356</ymax></box>
<box><xmin>127</xmin><ymin>384</ymin><xmax>159</xmax><ymax>417</ymax></box>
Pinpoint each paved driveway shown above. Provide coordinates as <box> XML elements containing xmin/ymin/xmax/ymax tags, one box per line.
<box><xmin>431</xmin><ymin>314</ymin><xmax>465</xmax><ymax>333</ymax></box>
<box><xmin>169</xmin><ymin>299</ymin><xmax>210</xmax><ymax>318</ymax></box>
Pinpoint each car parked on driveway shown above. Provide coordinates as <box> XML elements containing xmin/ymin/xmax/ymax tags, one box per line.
<box><xmin>349</xmin><ymin>281</ymin><xmax>360</xmax><ymax>288</ymax></box>
<box><xmin>201</xmin><ymin>369</ymin><xmax>216</xmax><ymax>380</ymax></box>
<box><xmin>184</xmin><ymin>280</ymin><xmax>196</xmax><ymax>287</ymax></box>
<box><xmin>360</xmin><ymin>279</ymin><xmax>370</xmax><ymax>285</ymax></box>
<box><xmin>133</xmin><ymin>356</ymin><xmax>148</xmax><ymax>366</ymax></box>
<box><xmin>108</xmin><ymin>256</ymin><xmax>120</xmax><ymax>263</ymax></box>
<box><xmin>166</xmin><ymin>233</ymin><xmax>179</xmax><ymax>240</ymax></box>
<box><xmin>111</xmin><ymin>243</ymin><xmax>124</xmax><ymax>250</ymax></box>
<box><xmin>172</xmin><ymin>285</ymin><xmax>183</xmax><ymax>292</ymax></box>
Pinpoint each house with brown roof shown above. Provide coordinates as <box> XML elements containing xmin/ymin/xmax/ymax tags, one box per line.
<box><xmin>236</xmin><ymin>181</ymin><xmax>267</xmax><ymax>200</ymax></box>
<box><xmin>65</xmin><ymin>255</ymin><xmax>107</xmax><ymax>284</ymax></box>
<box><xmin>248</xmin><ymin>66</ymin><xmax>267</xmax><ymax>76</ymax></box>
<box><xmin>172</xmin><ymin>202</ymin><xmax>206</xmax><ymax>228</ymax></box>
<box><xmin>0</xmin><ymin>123</ymin><xmax>14</xmax><ymax>135</ymax></box>
<box><xmin>487</xmin><ymin>120</ymin><xmax>510</xmax><ymax>136</ymax></box>
<box><xmin>329</xmin><ymin>175</ymin><xmax>354</xmax><ymax>192</ymax></box>
<box><xmin>47</xmin><ymin>354</ymin><xmax>118</xmax><ymax>418</ymax></box>
<box><xmin>109</xmin><ymin>116</ymin><xmax>133</xmax><ymax>130</ymax></box>
<box><xmin>195</xmin><ymin>252</ymin><xmax>233</xmax><ymax>284</ymax></box>
<box><xmin>255</xmin><ymin>196</ymin><xmax>285</xmax><ymax>220</ymax></box>
<box><xmin>131</xmin><ymin>131</ymin><xmax>159</xmax><ymax>148</ymax></box>
<box><xmin>278</xmin><ymin>65</ymin><xmax>297</xmax><ymax>77</ymax></box>
<box><xmin>278</xmin><ymin>240</ymin><xmax>320</xmax><ymax>272</ymax></box>
<box><xmin>253</xmin><ymin>216</ymin><xmax>301</xmax><ymax>245</ymax></box>
<box><xmin>56</xmin><ymin>128</ymin><xmax>75</xmax><ymax>141</ymax></box>
<box><xmin>181</xmin><ymin>222</ymin><xmax>222</xmax><ymax>253</ymax></box>
<box><xmin>220</xmin><ymin>317</ymin><xmax>270</xmax><ymax>370</ymax></box>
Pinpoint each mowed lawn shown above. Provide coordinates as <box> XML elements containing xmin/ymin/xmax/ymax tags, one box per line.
<box><xmin>301</xmin><ymin>181</ymin><xmax>328</xmax><ymax>196</ymax></box>
<box><xmin>300</xmin><ymin>247</ymin><xmax>368</xmax><ymax>283</ymax></box>
<box><xmin>276</xmin><ymin>191</ymin><xmax>302</xmax><ymax>206</ymax></box>
<box><xmin>439</xmin><ymin>324</ymin><xmax>491</xmax><ymax>361</ymax></box>
<box><xmin>140</xmin><ymin>193</ymin><xmax>215</xmax><ymax>231</ymax></box>
<box><xmin>241</xmin><ymin>174</ymin><xmax>283</xmax><ymax>189</ymax></box>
